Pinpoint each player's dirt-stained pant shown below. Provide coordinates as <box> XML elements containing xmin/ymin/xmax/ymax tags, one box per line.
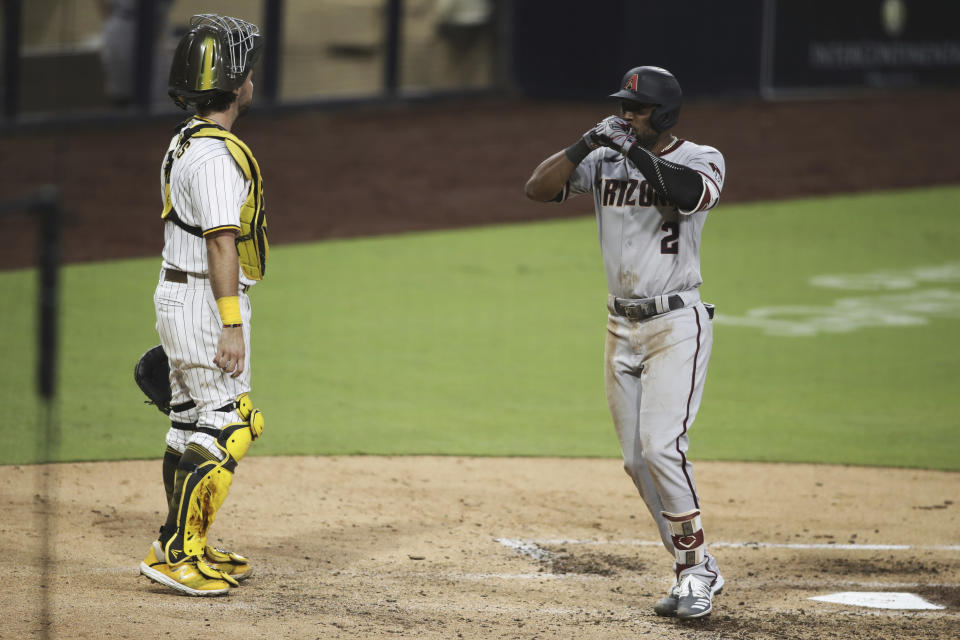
<box><xmin>604</xmin><ymin>299</ymin><xmax>722</xmax><ymax>588</ymax></box>
<box><xmin>153</xmin><ymin>270</ymin><xmax>257</xmax><ymax>561</ymax></box>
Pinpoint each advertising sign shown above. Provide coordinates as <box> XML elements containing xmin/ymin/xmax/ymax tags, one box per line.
<box><xmin>762</xmin><ymin>0</ymin><xmax>960</xmax><ymax>97</ymax></box>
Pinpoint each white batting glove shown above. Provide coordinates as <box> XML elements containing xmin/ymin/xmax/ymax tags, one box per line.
<box><xmin>582</xmin><ymin>121</ymin><xmax>605</xmax><ymax>150</ymax></box>
<box><xmin>593</xmin><ymin>115</ymin><xmax>638</xmax><ymax>155</ymax></box>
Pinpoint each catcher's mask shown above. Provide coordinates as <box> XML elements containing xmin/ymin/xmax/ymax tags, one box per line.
<box><xmin>168</xmin><ymin>14</ymin><xmax>262</xmax><ymax>110</ymax></box>
<box><xmin>609</xmin><ymin>66</ymin><xmax>682</xmax><ymax>133</ymax></box>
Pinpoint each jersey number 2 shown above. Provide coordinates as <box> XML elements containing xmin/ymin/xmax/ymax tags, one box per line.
<box><xmin>660</xmin><ymin>222</ymin><xmax>679</xmax><ymax>254</ymax></box>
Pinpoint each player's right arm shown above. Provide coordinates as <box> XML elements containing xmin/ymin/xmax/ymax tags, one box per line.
<box><xmin>524</xmin><ymin>150</ymin><xmax>577</xmax><ymax>202</ymax></box>
<box><xmin>525</xmin><ymin>124</ymin><xmax>605</xmax><ymax>202</ymax></box>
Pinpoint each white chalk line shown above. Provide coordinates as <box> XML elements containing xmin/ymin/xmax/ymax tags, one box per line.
<box><xmin>496</xmin><ymin>538</ymin><xmax>960</xmax><ymax>552</ymax></box>
<box><xmin>97</xmin><ymin>565</ymin><xmax>960</xmax><ymax>590</ymax></box>
<box><xmin>98</xmin><ymin>537</ymin><xmax>960</xmax><ymax>578</ymax></box>
<box><xmin>455</xmin><ymin>572</ymin><xmax>601</xmax><ymax>581</ymax></box>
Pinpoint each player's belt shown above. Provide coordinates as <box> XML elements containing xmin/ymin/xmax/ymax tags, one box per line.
<box><xmin>163</xmin><ymin>268</ymin><xmax>250</xmax><ymax>293</ymax></box>
<box><xmin>612</xmin><ymin>294</ymin><xmax>686</xmax><ymax>321</ymax></box>
<box><xmin>163</xmin><ymin>269</ymin><xmax>193</xmax><ymax>284</ymax></box>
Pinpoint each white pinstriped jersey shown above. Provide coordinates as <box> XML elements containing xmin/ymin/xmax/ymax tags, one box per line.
<box><xmin>562</xmin><ymin>139</ymin><xmax>725</xmax><ymax>299</ymax></box>
<box><xmin>160</xmin><ymin>117</ymin><xmax>254</xmax><ymax>285</ymax></box>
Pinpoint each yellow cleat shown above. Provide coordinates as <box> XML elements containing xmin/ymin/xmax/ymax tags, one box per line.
<box><xmin>140</xmin><ymin>541</ymin><xmax>234</xmax><ymax>596</ymax></box>
<box><xmin>204</xmin><ymin>545</ymin><xmax>252</xmax><ymax>581</ymax></box>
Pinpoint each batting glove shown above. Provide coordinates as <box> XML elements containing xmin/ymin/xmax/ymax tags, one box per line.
<box><xmin>593</xmin><ymin>115</ymin><xmax>638</xmax><ymax>155</ymax></box>
<box><xmin>582</xmin><ymin>121</ymin><xmax>605</xmax><ymax>151</ymax></box>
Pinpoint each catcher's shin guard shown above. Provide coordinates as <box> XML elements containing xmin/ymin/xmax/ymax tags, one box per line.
<box><xmin>164</xmin><ymin>394</ymin><xmax>264</xmax><ymax>565</ymax></box>
<box><xmin>662</xmin><ymin>509</ymin><xmax>706</xmax><ymax>575</ymax></box>
<box><xmin>164</xmin><ymin>453</ymin><xmax>236</xmax><ymax>567</ymax></box>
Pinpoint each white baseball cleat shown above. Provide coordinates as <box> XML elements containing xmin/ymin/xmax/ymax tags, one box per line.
<box><xmin>676</xmin><ymin>574</ymin><xmax>718</xmax><ymax>619</ymax></box>
<box><xmin>653</xmin><ymin>582</ymin><xmax>682</xmax><ymax>616</ymax></box>
<box><xmin>654</xmin><ymin>573</ymin><xmax>724</xmax><ymax>618</ymax></box>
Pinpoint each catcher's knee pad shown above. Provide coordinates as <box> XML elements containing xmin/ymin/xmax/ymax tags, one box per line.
<box><xmin>662</xmin><ymin>509</ymin><xmax>705</xmax><ymax>570</ymax></box>
<box><xmin>216</xmin><ymin>392</ymin><xmax>265</xmax><ymax>463</ymax></box>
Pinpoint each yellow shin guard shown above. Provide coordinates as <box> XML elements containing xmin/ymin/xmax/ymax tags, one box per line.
<box><xmin>165</xmin><ymin>395</ymin><xmax>265</xmax><ymax>566</ymax></box>
<box><xmin>164</xmin><ymin>457</ymin><xmax>235</xmax><ymax>565</ymax></box>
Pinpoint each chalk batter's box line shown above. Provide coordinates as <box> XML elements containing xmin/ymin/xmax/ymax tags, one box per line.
<box><xmin>495</xmin><ymin>538</ymin><xmax>960</xmax><ymax>552</ymax></box>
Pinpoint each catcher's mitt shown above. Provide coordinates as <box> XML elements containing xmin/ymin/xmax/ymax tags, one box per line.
<box><xmin>134</xmin><ymin>345</ymin><xmax>172</xmax><ymax>414</ymax></box>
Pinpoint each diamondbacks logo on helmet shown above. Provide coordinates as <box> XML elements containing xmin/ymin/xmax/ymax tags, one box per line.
<box><xmin>624</xmin><ymin>74</ymin><xmax>639</xmax><ymax>92</ymax></box>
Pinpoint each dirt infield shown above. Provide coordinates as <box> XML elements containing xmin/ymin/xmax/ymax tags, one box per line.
<box><xmin>3</xmin><ymin>89</ymin><xmax>960</xmax><ymax>270</ymax></box>
<box><xmin>3</xmin><ymin>457</ymin><xmax>958</xmax><ymax>639</ymax></box>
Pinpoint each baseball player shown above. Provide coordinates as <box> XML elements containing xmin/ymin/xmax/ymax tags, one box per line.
<box><xmin>524</xmin><ymin>66</ymin><xmax>726</xmax><ymax>619</ymax></box>
<box><xmin>138</xmin><ymin>14</ymin><xmax>268</xmax><ymax>597</ymax></box>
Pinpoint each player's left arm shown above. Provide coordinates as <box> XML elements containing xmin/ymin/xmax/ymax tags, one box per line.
<box><xmin>193</xmin><ymin>150</ymin><xmax>249</xmax><ymax>379</ymax></box>
<box><xmin>623</xmin><ymin>145</ymin><xmax>709</xmax><ymax>213</ymax></box>
<box><xmin>594</xmin><ymin>116</ymin><xmax>723</xmax><ymax>213</ymax></box>
<box><xmin>676</xmin><ymin>149</ymin><xmax>725</xmax><ymax>214</ymax></box>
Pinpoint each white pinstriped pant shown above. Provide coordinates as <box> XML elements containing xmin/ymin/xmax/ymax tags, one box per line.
<box><xmin>154</xmin><ymin>270</ymin><xmax>251</xmax><ymax>457</ymax></box>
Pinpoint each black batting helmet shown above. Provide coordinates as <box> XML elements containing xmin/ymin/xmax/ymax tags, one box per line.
<box><xmin>609</xmin><ymin>66</ymin><xmax>682</xmax><ymax>133</ymax></box>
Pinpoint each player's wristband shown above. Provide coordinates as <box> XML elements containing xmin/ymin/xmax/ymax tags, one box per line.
<box><xmin>216</xmin><ymin>296</ymin><xmax>242</xmax><ymax>327</ymax></box>
<box><xmin>564</xmin><ymin>138</ymin><xmax>592</xmax><ymax>166</ymax></box>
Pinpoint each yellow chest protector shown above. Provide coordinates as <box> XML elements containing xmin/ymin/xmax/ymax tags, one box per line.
<box><xmin>162</xmin><ymin>118</ymin><xmax>269</xmax><ymax>281</ymax></box>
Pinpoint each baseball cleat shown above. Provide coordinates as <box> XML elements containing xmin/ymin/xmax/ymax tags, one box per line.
<box><xmin>655</xmin><ymin>573</ymin><xmax>723</xmax><ymax>618</ymax></box>
<box><xmin>204</xmin><ymin>544</ymin><xmax>252</xmax><ymax>581</ymax></box>
<box><xmin>675</xmin><ymin>574</ymin><xmax>720</xmax><ymax>619</ymax></box>
<box><xmin>653</xmin><ymin>582</ymin><xmax>682</xmax><ymax>617</ymax></box>
<box><xmin>140</xmin><ymin>541</ymin><xmax>234</xmax><ymax>596</ymax></box>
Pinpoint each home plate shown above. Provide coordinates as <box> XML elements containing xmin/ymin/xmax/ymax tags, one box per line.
<box><xmin>809</xmin><ymin>592</ymin><xmax>945</xmax><ymax>610</ymax></box>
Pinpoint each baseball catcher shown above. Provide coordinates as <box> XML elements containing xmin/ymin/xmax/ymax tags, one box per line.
<box><xmin>136</xmin><ymin>13</ymin><xmax>269</xmax><ymax>597</ymax></box>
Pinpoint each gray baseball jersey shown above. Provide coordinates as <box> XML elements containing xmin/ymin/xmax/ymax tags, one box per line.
<box><xmin>560</xmin><ymin>139</ymin><xmax>725</xmax><ymax>299</ymax></box>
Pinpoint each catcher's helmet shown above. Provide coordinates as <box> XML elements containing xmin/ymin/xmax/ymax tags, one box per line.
<box><xmin>609</xmin><ymin>66</ymin><xmax>682</xmax><ymax>133</ymax></box>
<box><xmin>168</xmin><ymin>14</ymin><xmax>262</xmax><ymax>110</ymax></box>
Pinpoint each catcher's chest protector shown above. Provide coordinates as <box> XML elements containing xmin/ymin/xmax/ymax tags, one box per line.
<box><xmin>161</xmin><ymin>118</ymin><xmax>269</xmax><ymax>280</ymax></box>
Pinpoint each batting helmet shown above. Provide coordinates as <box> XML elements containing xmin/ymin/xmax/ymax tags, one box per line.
<box><xmin>168</xmin><ymin>14</ymin><xmax>262</xmax><ymax>110</ymax></box>
<box><xmin>609</xmin><ymin>66</ymin><xmax>682</xmax><ymax>133</ymax></box>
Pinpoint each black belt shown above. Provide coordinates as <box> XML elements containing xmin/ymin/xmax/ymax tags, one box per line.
<box><xmin>612</xmin><ymin>294</ymin><xmax>685</xmax><ymax>321</ymax></box>
<box><xmin>164</xmin><ymin>268</ymin><xmax>249</xmax><ymax>293</ymax></box>
<box><xmin>164</xmin><ymin>268</ymin><xmax>191</xmax><ymax>284</ymax></box>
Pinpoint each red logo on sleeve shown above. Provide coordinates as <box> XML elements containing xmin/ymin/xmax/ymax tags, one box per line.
<box><xmin>709</xmin><ymin>162</ymin><xmax>723</xmax><ymax>183</ymax></box>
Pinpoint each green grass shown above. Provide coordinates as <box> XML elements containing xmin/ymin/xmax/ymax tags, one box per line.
<box><xmin>2</xmin><ymin>185</ymin><xmax>958</xmax><ymax>469</ymax></box>
<box><xmin>698</xmin><ymin>187</ymin><xmax>960</xmax><ymax>469</ymax></box>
